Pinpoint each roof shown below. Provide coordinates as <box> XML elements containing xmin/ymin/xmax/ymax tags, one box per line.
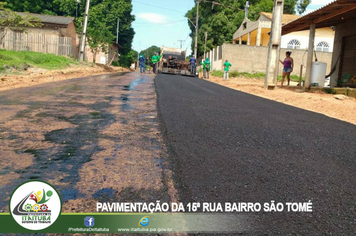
<box><xmin>16</xmin><ymin>12</ymin><xmax>74</xmax><ymax>26</ymax></box>
<box><xmin>259</xmin><ymin>12</ymin><xmax>301</xmax><ymax>25</ymax></box>
<box><xmin>282</xmin><ymin>0</ymin><xmax>356</xmax><ymax>35</ymax></box>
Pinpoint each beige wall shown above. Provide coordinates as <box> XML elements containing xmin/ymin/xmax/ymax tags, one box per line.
<box><xmin>331</xmin><ymin>19</ymin><xmax>356</xmax><ymax>87</ymax></box>
<box><xmin>220</xmin><ymin>44</ymin><xmax>332</xmax><ymax>78</ymax></box>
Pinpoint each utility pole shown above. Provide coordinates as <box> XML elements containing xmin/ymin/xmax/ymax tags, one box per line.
<box><xmin>116</xmin><ymin>19</ymin><xmax>119</xmax><ymax>44</ymax></box>
<box><xmin>204</xmin><ymin>32</ymin><xmax>207</xmax><ymax>59</ymax></box>
<box><xmin>264</xmin><ymin>0</ymin><xmax>284</xmax><ymax>89</ymax></box>
<box><xmin>76</xmin><ymin>0</ymin><xmax>80</xmax><ymax>19</ymax></box>
<box><xmin>177</xmin><ymin>40</ymin><xmax>185</xmax><ymax>49</ymax></box>
<box><xmin>78</xmin><ymin>0</ymin><xmax>90</xmax><ymax>62</ymax></box>
<box><xmin>194</xmin><ymin>0</ymin><xmax>201</xmax><ymax>58</ymax></box>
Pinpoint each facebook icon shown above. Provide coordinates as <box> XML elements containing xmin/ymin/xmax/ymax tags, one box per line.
<box><xmin>84</xmin><ymin>217</ymin><xmax>95</xmax><ymax>227</ymax></box>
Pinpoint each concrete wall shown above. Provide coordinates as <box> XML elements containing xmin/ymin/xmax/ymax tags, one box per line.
<box><xmin>212</xmin><ymin>59</ymin><xmax>222</xmax><ymax>71</ymax></box>
<box><xmin>218</xmin><ymin>44</ymin><xmax>332</xmax><ymax>77</ymax></box>
<box><xmin>331</xmin><ymin>19</ymin><xmax>356</xmax><ymax>87</ymax></box>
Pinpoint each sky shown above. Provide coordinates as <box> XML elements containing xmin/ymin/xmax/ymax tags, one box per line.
<box><xmin>131</xmin><ymin>0</ymin><xmax>194</xmax><ymax>55</ymax></box>
<box><xmin>302</xmin><ymin>0</ymin><xmax>334</xmax><ymax>15</ymax></box>
<box><xmin>131</xmin><ymin>0</ymin><xmax>335</xmax><ymax>56</ymax></box>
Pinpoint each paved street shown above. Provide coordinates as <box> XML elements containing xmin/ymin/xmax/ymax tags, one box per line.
<box><xmin>155</xmin><ymin>74</ymin><xmax>356</xmax><ymax>234</ymax></box>
<box><xmin>1</xmin><ymin>71</ymin><xmax>356</xmax><ymax>234</ymax></box>
<box><xmin>0</xmin><ymin>72</ymin><xmax>173</xmax><ymax>212</ymax></box>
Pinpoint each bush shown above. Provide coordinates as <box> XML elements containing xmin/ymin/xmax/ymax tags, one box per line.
<box><xmin>111</xmin><ymin>61</ymin><xmax>119</xmax><ymax>67</ymax></box>
<box><xmin>323</xmin><ymin>88</ymin><xmax>336</xmax><ymax>94</ymax></box>
<box><xmin>211</xmin><ymin>70</ymin><xmax>224</xmax><ymax>77</ymax></box>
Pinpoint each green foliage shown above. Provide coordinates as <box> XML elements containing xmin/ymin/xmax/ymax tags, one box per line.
<box><xmin>186</xmin><ymin>0</ymin><xmax>310</xmax><ymax>57</ymax></box>
<box><xmin>74</xmin><ymin>0</ymin><xmax>135</xmax><ymax>62</ymax></box>
<box><xmin>0</xmin><ymin>3</ymin><xmax>42</xmax><ymax>44</ymax></box>
<box><xmin>3</xmin><ymin>0</ymin><xmax>135</xmax><ymax>64</ymax></box>
<box><xmin>0</xmin><ymin>49</ymin><xmax>78</xmax><ymax>72</ymax></box>
<box><xmin>139</xmin><ymin>45</ymin><xmax>161</xmax><ymax>63</ymax></box>
<box><xmin>323</xmin><ymin>88</ymin><xmax>337</xmax><ymax>94</ymax></box>
<box><xmin>211</xmin><ymin>70</ymin><xmax>224</xmax><ymax>77</ymax></box>
<box><xmin>296</xmin><ymin>0</ymin><xmax>310</xmax><ymax>15</ymax></box>
<box><xmin>211</xmin><ymin>70</ymin><xmax>265</xmax><ymax>78</ymax></box>
<box><xmin>119</xmin><ymin>49</ymin><xmax>137</xmax><ymax>68</ymax></box>
<box><xmin>277</xmin><ymin>74</ymin><xmax>303</xmax><ymax>81</ymax></box>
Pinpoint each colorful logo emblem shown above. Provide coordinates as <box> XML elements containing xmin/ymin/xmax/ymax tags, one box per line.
<box><xmin>139</xmin><ymin>216</ymin><xmax>150</xmax><ymax>227</ymax></box>
<box><xmin>9</xmin><ymin>180</ymin><xmax>62</xmax><ymax>230</ymax></box>
<box><xmin>84</xmin><ymin>216</ymin><xmax>95</xmax><ymax>227</ymax></box>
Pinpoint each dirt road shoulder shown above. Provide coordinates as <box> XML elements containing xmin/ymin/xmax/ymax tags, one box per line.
<box><xmin>0</xmin><ymin>64</ymin><xmax>130</xmax><ymax>92</ymax></box>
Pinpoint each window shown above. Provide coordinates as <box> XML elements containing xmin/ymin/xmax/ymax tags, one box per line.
<box><xmin>316</xmin><ymin>41</ymin><xmax>330</xmax><ymax>52</ymax></box>
<box><xmin>287</xmin><ymin>39</ymin><xmax>301</xmax><ymax>49</ymax></box>
<box><xmin>243</xmin><ymin>22</ymin><xmax>247</xmax><ymax>30</ymax></box>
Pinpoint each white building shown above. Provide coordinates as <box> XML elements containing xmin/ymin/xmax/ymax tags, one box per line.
<box><xmin>233</xmin><ymin>12</ymin><xmax>335</xmax><ymax>52</ymax></box>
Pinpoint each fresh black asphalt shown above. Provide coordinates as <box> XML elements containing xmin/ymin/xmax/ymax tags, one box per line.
<box><xmin>155</xmin><ymin>74</ymin><xmax>356</xmax><ymax>234</ymax></box>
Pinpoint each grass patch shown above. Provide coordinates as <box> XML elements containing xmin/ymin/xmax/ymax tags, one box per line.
<box><xmin>211</xmin><ymin>70</ymin><xmax>265</xmax><ymax>79</ymax></box>
<box><xmin>277</xmin><ymin>75</ymin><xmax>304</xmax><ymax>82</ymax></box>
<box><xmin>323</xmin><ymin>88</ymin><xmax>337</xmax><ymax>94</ymax></box>
<box><xmin>211</xmin><ymin>70</ymin><xmax>305</xmax><ymax>82</ymax></box>
<box><xmin>0</xmin><ymin>49</ymin><xmax>79</xmax><ymax>72</ymax></box>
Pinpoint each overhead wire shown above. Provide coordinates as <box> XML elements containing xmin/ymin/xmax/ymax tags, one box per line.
<box><xmin>132</xmin><ymin>0</ymin><xmax>187</xmax><ymax>14</ymax></box>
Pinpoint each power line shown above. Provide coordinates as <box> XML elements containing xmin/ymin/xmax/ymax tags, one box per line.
<box><xmin>132</xmin><ymin>1</ymin><xmax>186</xmax><ymax>14</ymax></box>
<box><xmin>134</xmin><ymin>20</ymin><xmax>186</xmax><ymax>28</ymax></box>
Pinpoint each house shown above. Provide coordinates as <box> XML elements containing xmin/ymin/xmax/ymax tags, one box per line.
<box><xmin>233</xmin><ymin>12</ymin><xmax>335</xmax><ymax>52</ymax></box>
<box><xmin>282</xmin><ymin>0</ymin><xmax>356</xmax><ymax>87</ymax></box>
<box><xmin>1</xmin><ymin>12</ymin><xmax>77</xmax><ymax>57</ymax></box>
<box><xmin>1</xmin><ymin>11</ymin><xmax>118</xmax><ymax>64</ymax></box>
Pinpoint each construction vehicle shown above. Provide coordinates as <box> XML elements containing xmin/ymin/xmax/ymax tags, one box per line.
<box><xmin>158</xmin><ymin>46</ymin><xmax>197</xmax><ymax>77</ymax></box>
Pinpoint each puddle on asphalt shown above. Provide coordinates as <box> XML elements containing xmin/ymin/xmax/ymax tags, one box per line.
<box><xmin>155</xmin><ymin>158</ymin><xmax>165</xmax><ymax>169</ymax></box>
<box><xmin>123</xmin><ymin>77</ymin><xmax>146</xmax><ymax>91</ymax></box>
<box><xmin>119</xmin><ymin>94</ymin><xmax>135</xmax><ymax>111</ymax></box>
<box><xmin>120</xmin><ymin>94</ymin><xmax>130</xmax><ymax>101</ymax></box>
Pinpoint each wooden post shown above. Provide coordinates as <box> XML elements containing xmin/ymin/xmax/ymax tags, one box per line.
<box><xmin>299</xmin><ymin>64</ymin><xmax>303</xmax><ymax>87</ymax></box>
<box><xmin>305</xmin><ymin>23</ymin><xmax>316</xmax><ymax>88</ymax></box>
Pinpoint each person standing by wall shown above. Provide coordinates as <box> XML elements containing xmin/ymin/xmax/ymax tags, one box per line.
<box><xmin>223</xmin><ymin>60</ymin><xmax>232</xmax><ymax>81</ymax></box>
<box><xmin>279</xmin><ymin>51</ymin><xmax>294</xmax><ymax>87</ymax></box>
<box><xmin>201</xmin><ymin>58</ymin><xmax>211</xmax><ymax>79</ymax></box>
<box><xmin>139</xmin><ymin>54</ymin><xmax>146</xmax><ymax>73</ymax></box>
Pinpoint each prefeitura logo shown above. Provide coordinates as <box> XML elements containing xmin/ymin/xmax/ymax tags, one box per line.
<box><xmin>9</xmin><ymin>180</ymin><xmax>62</xmax><ymax>230</ymax></box>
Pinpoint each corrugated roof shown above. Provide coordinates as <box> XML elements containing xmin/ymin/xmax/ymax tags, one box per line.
<box><xmin>17</xmin><ymin>12</ymin><xmax>74</xmax><ymax>26</ymax></box>
<box><xmin>259</xmin><ymin>12</ymin><xmax>301</xmax><ymax>25</ymax></box>
<box><xmin>282</xmin><ymin>0</ymin><xmax>356</xmax><ymax>35</ymax></box>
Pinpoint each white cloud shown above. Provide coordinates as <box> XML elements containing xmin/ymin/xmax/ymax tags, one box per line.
<box><xmin>137</xmin><ymin>13</ymin><xmax>167</xmax><ymax>24</ymax></box>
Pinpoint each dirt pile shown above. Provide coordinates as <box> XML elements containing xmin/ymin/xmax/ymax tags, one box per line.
<box><xmin>0</xmin><ymin>64</ymin><xmax>129</xmax><ymax>91</ymax></box>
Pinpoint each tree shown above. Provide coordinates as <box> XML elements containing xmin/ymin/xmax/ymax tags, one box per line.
<box><xmin>297</xmin><ymin>0</ymin><xmax>311</xmax><ymax>15</ymax></box>
<box><xmin>3</xmin><ymin>0</ymin><xmax>61</xmax><ymax>15</ymax></box>
<box><xmin>186</xmin><ymin>0</ymin><xmax>310</xmax><ymax>58</ymax></box>
<box><xmin>139</xmin><ymin>45</ymin><xmax>161</xmax><ymax>63</ymax></box>
<box><xmin>3</xmin><ymin>0</ymin><xmax>136</xmax><ymax>67</ymax></box>
<box><xmin>0</xmin><ymin>2</ymin><xmax>42</xmax><ymax>45</ymax></box>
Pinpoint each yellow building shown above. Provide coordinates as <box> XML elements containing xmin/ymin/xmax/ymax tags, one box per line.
<box><xmin>233</xmin><ymin>12</ymin><xmax>335</xmax><ymax>52</ymax></box>
<box><xmin>233</xmin><ymin>12</ymin><xmax>300</xmax><ymax>46</ymax></box>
